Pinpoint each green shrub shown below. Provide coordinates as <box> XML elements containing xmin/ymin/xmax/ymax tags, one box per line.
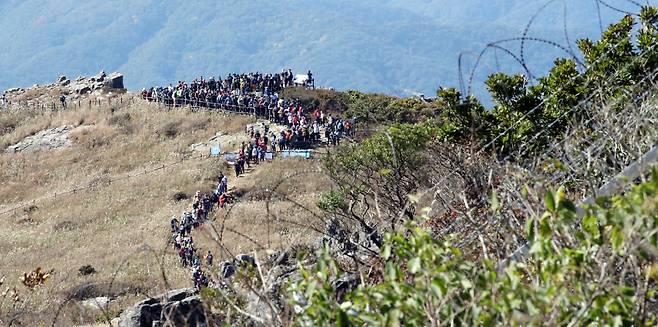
<box><xmin>290</xmin><ymin>173</ymin><xmax>658</xmax><ymax>326</ymax></box>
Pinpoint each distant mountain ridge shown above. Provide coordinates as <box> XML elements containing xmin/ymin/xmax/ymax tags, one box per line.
<box><xmin>0</xmin><ymin>0</ymin><xmax>651</xmax><ymax>99</ymax></box>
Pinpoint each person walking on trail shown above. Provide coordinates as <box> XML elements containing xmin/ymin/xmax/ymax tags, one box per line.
<box><xmin>234</xmin><ymin>160</ymin><xmax>241</xmax><ymax>177</ymax></box>
<box><xmin>206</xmin><ymin>251</ymin><xmax>214</xmax><ymax>266</ymax></box>
<box><xmin>219</xmin><ymin>193</ymin><xmax>227</xmax><ymax>208</ymax></box>
<box><xmin>307</xmin><ymin>70</ymin><xmax>314</xmax><ymax>89</ymax></box>
<box><xmin>170</xmin><ymin>216</ymin><xmax>179</xmax><ymax>232</ymax></box>
<box><xmin>221</xmin><ymin>174</ymin><xmax>228</xmax><ymax>192</ymax></box>
<box><xmin>313</xmin><ymin>121</ymin><xmax>320</xmax><ymax>141</ymax></box>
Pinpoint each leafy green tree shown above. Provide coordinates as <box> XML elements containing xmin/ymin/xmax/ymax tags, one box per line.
<box><xmin>485</xmin><ymin>73</ymin><xmax>541</xmax><ymax>156</ymax></box>
<box><xmin>322</xmin><ymin>123</ymin><xmax>438</xmax><ymax>247</ymax></box>
<box><xmin>435</xmin><ymin>87</ymin><xmax>489</xmax><ymax>142</ymax></box>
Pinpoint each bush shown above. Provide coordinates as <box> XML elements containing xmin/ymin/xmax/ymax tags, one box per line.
<box><xmin>78</xmin><ymin>265</ymin><xmax>96</xmax><ymax>276</ymax></box>
<box><xmin>160</xmin><ymin>121</ymin><xmax>180</xmax><ymax>138</ymax></box>
<box><xmin>290</xmin><ymin>173</ymin><xmax>658</xmax><ymax>326</ymax></box>
<box><xmin>107</xmin><ymin>112</ymin><xmax>133</xmax><ymax>134</ymax></box>
<box><xmin>172</xmin><ymin>192</ymin><xmax>188</xmax><ymax>202</ymax></box>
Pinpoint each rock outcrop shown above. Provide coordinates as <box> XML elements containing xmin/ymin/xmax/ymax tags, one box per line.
<box><xmin>1</xmin><ymin>71</ymin><xmax>126</xmax><ymax>108</ymax></box>
<box><xmin>107</xmin><ymin>72</ymin><xmax>124</xmax><ymax>89</ymax></box>
<box><xmin>5</xmin><ymin>125</ymin><xmax>74</xmax><ymax>154</ymax></box>
<box><xmin>4</xmin><ymin>124</ymin><xmax>95</xmax><ymax>154</ymax></box>
<box><xmin>118</xmin><ymin>288</ymin><xmax>206</xmax><ymax>327</ymax></box>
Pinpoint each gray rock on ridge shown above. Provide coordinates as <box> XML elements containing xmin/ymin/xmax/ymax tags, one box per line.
<box><xmin>108</xmin><ymin>72</ymin><xmax>124</xmax><ymax>89</ymax></box>
<box><xmin>73</xmin><ymin>84</ymin><xmax>91</xmax><ymax>95</ymax></box>
<box><xmin>81</xmin><ymin>296</ymin><xmax>112</xmax><ymax>311</ymax></box>
<box><xmin>4</xmin><ymin>125</ymin><xmax>74</xmax><ymax>154</ymax></box>
<box><xmin>219</xmin><ymin>260</ymin><xmax>236</xmax><ymax>279</ymax></box>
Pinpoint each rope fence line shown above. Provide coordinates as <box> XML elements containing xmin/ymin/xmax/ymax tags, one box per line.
<box><xmin>0</xmin><ymin>88</ymin><xmax>336</xmax><ymax>218</ymax></box>
<box><xmin>0</xmin><ymin>152</ymin><xmax>216</xmax><ymax>217</ymax></box>
<box><xmin>0</xmin><ymin>94</ymin><xmax>136</xmax><ymax>112</ymax></box>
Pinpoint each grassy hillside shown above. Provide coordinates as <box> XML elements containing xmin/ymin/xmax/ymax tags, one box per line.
<box><xmin>0</xmin><ymin>98</ymin><xmax>329</xmax><ymax>324</ymax></box>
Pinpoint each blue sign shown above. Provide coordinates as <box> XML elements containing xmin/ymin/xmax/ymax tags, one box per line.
<box><xmin>280</xmin><ymin>150</ymin><xmax>313</xmax><ymax>159</ymax></box>
<box><xmin>210</xmin><ymin>146</ymin><xmax>221</xmax><ymax>157</ymax></box>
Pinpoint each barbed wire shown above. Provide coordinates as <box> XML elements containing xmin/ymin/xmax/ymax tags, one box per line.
<box><xmin>448</xmin><ymin>68</ymin><xmax>658</xmax><ymax>259</ymax></box>
<box><xmin>461</xmin><ymin>0</ymin><xmax>655</xmax><ymax>98</ymax></box>
<box><xmin>436</xmin><ymin>44</ymin><xmax>658</xmax><ymax>251</ymax></box>
<box><xmin>597</xmin><ymin>0</ymin><xmax>638</xmax><ymax>15</ymax></box>
<box><xmin>413</xmin><ymin>28</ymin><xmax>658</xmax><ymax>261</ymax></box>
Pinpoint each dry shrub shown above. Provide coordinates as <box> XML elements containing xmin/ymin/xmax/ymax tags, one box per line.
<box><xmin>69</xmin><ymin>125</ymin><xmax>117</xmax><ymax>149</ymax></box>
<box><xmin>172</xmin><ymin>191</ymin><xmax>188</xmax><ymax>202</ymax></box>
<box><xmin>183</xmin><ymin>116</ymin><xmax>212</xmax><ymax>132</ymax></box>
<box><xmin>160</xmin><ymin>121</ymin><xmax>181</xmax><ymax>138</ymax></box>
<box><xmin>0</xmin><ymin>115</ymin><xmax>19</xmax><ymax>135</ymax></box>
<box><xmin>53</xmin><ymin>220</ymin><xmax>78</xmax><ymax>232</ymax></box>
<box><xmin>107</xmin><ymin>112</ymin><xmax>134</xmax><ymax>134</ymax></box>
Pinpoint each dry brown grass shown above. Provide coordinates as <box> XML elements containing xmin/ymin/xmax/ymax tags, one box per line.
<box><xmin>195</xmin><ymin>158</ymin><xmax>331</xmax><ymax>261</ymax></box>
<box><xmin>0</xmin><ymin>98</ymin><xmax>330</xmax><ymax>325</ymax></box>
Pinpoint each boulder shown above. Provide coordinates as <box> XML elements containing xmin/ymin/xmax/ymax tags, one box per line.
<box><xmin>60</xmin><ymin>79</ymin><xmax>71</xmax><ymax>86</ymax></box>
<box><xmin>4</xmin><ymin>125</ymin><xmax>75</xmax><ymax>154</ymax></box>
<box><xmin>160</xmin><ymin>295</ymin><xmax>206</xmax><ymax>327</ymax></box>
<box><xmin>107</xmin><ymin>72</ymin><xmax>124</xmax><ymax>89</ymax></box>
<box><xmin>57</xmin><ymin>75</ymin><xmax>67</xmax><ymax>83</ymax></box>
<box><xmin>219</xmin><ymin>261</ymin><xmax>236</xmax><ymax>279</ymax></box>
<box><xmin>118</xmin><ymin>288</ymin><xmax>206</xmax><ymax>327</ymax></box>
<box><xmin>74</xmin><ymin>85</ymin><xmax>91</xmax><ymax>95</ymax></box>
<box><xmin>164</xmin><ymin>288</ymin><xmax>196</xmax><ymax>302</ymax></box>
<box><xmin>81</xmin><ymin>296</ymin><xmax>111</xmax><ymax>311</ymax></box>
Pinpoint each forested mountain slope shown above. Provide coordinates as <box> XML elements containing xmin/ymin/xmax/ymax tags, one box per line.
<box><xmin>0</xmin><ymin>0</ymin><xmax>650</xmax><ymax>98</ymax></box>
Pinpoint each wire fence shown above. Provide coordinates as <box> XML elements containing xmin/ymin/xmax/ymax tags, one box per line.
<box><xmin>437</xmin><ymin>53</ymin><xmax>658</xmax><ymax>262</ymax></box>
<box><xmin>0</xmin><ymin>151</ymin><xmax>218</xmax><ymax>217</ymax></box>
<box><xmin>0</xmin><ymin>94</ymin><xmax>136</xmax><ymax>112</ymax></box>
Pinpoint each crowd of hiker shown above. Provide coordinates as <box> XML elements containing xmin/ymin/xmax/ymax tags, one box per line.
<box><xmin>169</xmin><ymin>174</ymin><xmax>231</xmax><ymax>290</ymax></box>
<box><xmin>142</xmin><ymin>69</ymin><xmax>357</xmax><ymax>151</ymax></box>
<box><xmin>163</xmin><ymin>107</ymin><xmax>357</xmax><ymax>290</ymax></box>
<box><xmin>141</xmin><ymin>69</ymin><xmax>313</xmax><ymax>113</ymax></box>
